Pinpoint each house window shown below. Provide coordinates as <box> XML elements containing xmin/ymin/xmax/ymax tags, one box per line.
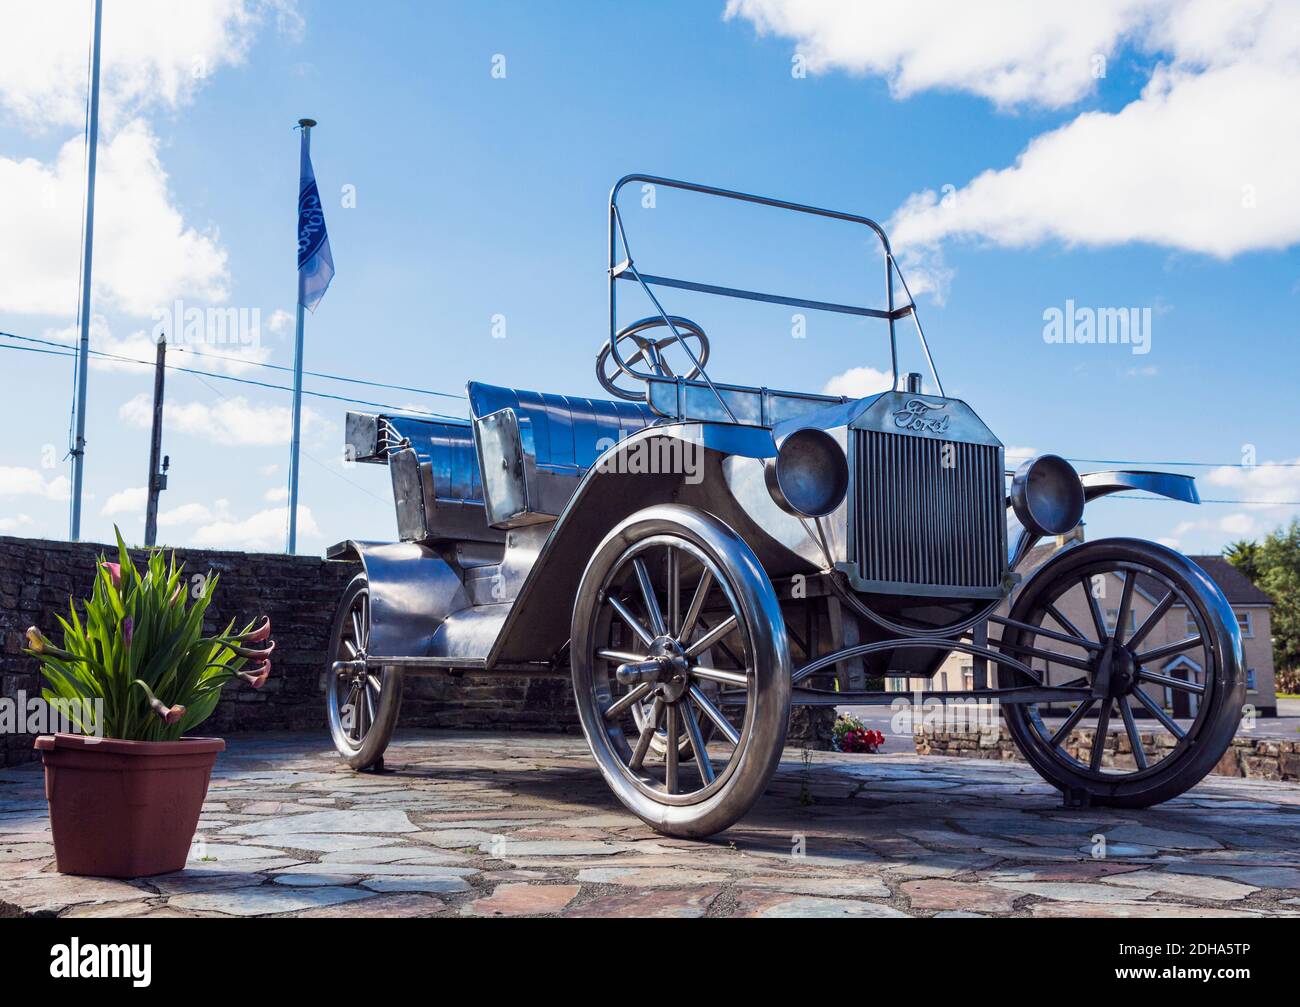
<box><xmin>962</xmin><ymin>665</ymin><xmax>974</xmax><ymax>690</ymax></box>
<box><xmin>1185</xmin><ymin>610</ymin><xmax>1197</xmax><ymax>636</ymax></box>
<box><xmin>1105</xmin><ymin>608</ymin><xmax>1136</xmax><ymax>635</ymax></box>
<box><xmin>1246</xmin><ymin>668</ymin><xmax>1257</xmax><ymax>691</ymax></box>
<box><xmin>1237</xmin><ymin>611</ymin><xmax>1254</xmax><ymax>638</ymax></box>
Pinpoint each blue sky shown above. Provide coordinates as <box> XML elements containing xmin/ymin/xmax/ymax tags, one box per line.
<box><xmin>1</xmin><ymin>0</ymin><xmax>1297</xmax><ymax>555</ymax></box>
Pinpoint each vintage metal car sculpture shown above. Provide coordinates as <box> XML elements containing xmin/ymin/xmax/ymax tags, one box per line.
<box><xmin>325</xmin><ymin>175</ymin><xmax>1245</xmax><ymax>837</ymax></box>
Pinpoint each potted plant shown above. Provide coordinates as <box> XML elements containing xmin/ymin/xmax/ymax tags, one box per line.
<box><xmin>24</xmin><ymin>530</ymin><xmax>274</xmax><ymax>878</ymax></box>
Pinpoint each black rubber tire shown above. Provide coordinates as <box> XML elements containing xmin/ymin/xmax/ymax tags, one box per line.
<box><xmin>999</xmin><ymin>538</ymin><xmax>1245</xmax><ymax>808</ymax></box>
<box><xmin>571</xmin><ymin>504</ymin><xmax>791</xmax><ymax>838</ymax></box>
<box><xmin>326</xmin><ymin>574</ymin><xmax>404</xmax><ymax>771</ymax></box>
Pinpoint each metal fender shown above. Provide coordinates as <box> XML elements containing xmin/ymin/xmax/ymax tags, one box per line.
<box><xmin>325</xmin><ymin>540</ymin><xmax>470</xmax><ymax>659</ymax></box>
<box><xmin>1009</xmin><ymin>470</ymin><xmax>1199</xmax><ymax>571</ymax></box>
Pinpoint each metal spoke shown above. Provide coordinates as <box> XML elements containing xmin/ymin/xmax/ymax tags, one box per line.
<box><xmin>351</xmin><ymin>609</ymin><xmax>364</xmax><ymax>649</ymax></box>
<box><xmin>1118</xmin><ymin>696</ymin><xmax>1149</xmax><ymax>770</ymax></box>
<box><xmin>603</xmin><ymin>682</ymin><xmax>653</xmax><ymax>721</ymax></box>
<box><xmin>629</xmin><ymin>696</ymin><xmax>663</xmax><ymax>770</ymax></box>
<box><xmin>664</xmin><ymin>703</ymin><xmax>679</xmax><ymax>794</ymax></box>
<box><xmin>1045</xmin><ymin>603</ymin><xmax>1092</xmax><ymax>645</ymax></box>
<box><xmin>1139</xmin><ymin>668</ymin><xmax>1205</xmax><ymax>695</ymax></box>
<box><xmin>996</xmin><ymin>614</ymin><xmax>1104</xmax><ymax>651</ymax></box>
<box><xmin>680</xmin><ymin>701</ymin><xmax>714</xmax><ymax>784</ymax></box>
<box><xmin>597</xmin><ymin>648</ymin><xmax>648</xmax><ymax>665</ymax></box>
<box><xmin>689</xmin><ymin>685</ymin><xmax>740</xmax><ymax>746</ymax></box>
<box><xmin>364</xmin><ymin>680</ymin><xmax>378</xmax><ymax>727</ymax></box>
<box><xmin>1113</xmin><ymin>571</ymin><xmax>1136</xmax><ymax>646</ymax></box>
<box><xmin>1048</xmin><ymin>697</ymin><xmax>1096</xmax><ymax>748</ymax></box>
<box><xmin>685</xmin><ymin>614</ymin><xmax>737</xmax><ymax>657</ymax></box>
<box><xmin>994</xmin><ymin>638</ymin><xmax>1095</xmax><ymax>672</ymax></box>
<box><xmin>1137</xmin><ymin>635</ymin><xmax>1203</xmax><ymax>667</ymax></box>
<box><xmin>678</xmin><ymin>569</ymin><xmax>713</xmax><ymax>644</ymax></box>
<box><xmin>342</xmin><ymin>638</ymin><xmax>358</xmax><ymax>659</ymax></box>
<box><xmin>1089</xmin><ymin>699</ymin><xmax>1113</xmax><ymax>771</ymax></box>
<box><xmin>608</xmin><ymin>595</ymin><xmax>655</xmax><ymax>648</ymax></box>
<box><xmin>361</xmin><ymin>594</ymin><xmax>369</xmax><ymax>648</ymax></box>
<box><xmin>633</xmin><ymin>558</ymin><xmax>666</xmax><ymax>637</ymax></box>
<box><xmin>667</xmin><ymin>549</ymin><xmax>681</xmax><ymax>637</ymax></box>
<box><xmin>367</xmin><ymin>673</ymin><xmax>382</xmax><ymax>694</ymax></box>
<box><xmin>1081</xmin><ymin>575</ymin><xmax>1109</xmax><ymax>643</ymax></box>
<box><xmin>1128</xmin><ymin>590</ymin><xmax>1174</xmax><ymax>651</ymax></box>
<box><xmin>691</xmin><ymin>665</ymin><xmax>749</xmax><ymax>687</ymax></box>
<box><xmin>1132</xmin><ymin>686</ymin><xmax>1187</xmax><ymax>739</ymax></box>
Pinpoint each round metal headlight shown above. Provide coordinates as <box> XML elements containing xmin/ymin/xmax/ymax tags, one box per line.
<box><xmin>1011</xmin><ymin>454</ymin><xmax>1085</xmax><ymax>537</ymax></box>
<box><xmin>764</xmin><ymin>428</ymin><xmax>849</xmax><ymax>519</ymax></box>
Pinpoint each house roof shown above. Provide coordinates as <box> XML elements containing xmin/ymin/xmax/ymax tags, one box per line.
<box><xmin>1186</xmin><ymin>555</ymin><xmax>1274</xmax><ymax>606</ymax></box>
<box><xmin>1015</xmin><ymin>542</ymin><xmax>1273</xmax><ymax>606</ymax></box>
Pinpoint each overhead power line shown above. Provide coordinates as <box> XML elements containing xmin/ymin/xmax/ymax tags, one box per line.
<box><xmin>3</xmin><ymin>332</ymin><xmax>1299</xmax><ymax>505</ymax></box>
<box><xmin>0</xmin><ymin>336</ymin><xmax>462</xmax><ymax>421</ymax></box>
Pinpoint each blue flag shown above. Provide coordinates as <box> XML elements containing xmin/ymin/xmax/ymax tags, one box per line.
<box><xmin>297</xmin><ymin>143</ymin><xmax>333</xmax><ymax>312</ymax></box>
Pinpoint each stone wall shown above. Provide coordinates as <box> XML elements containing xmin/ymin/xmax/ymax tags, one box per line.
<box><xmin>1</xmin><ymin>535</ymin><xmax>830</xmax><ymax>768</ymax></box>
<box><xmin>0</xmin><ymin>535</ymin><xmax>582</xmax><ymax>767</ymax></box>
<box><xmin>915</xmin><ymin>727</ymin><xmax>1300</xmax><ymax>781</ymax></box>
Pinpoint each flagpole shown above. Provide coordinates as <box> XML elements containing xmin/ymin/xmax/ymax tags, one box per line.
<box><xmin>69</xmin><ymin>0</ymin><xmax>104</xmax><ymax>542</ymax></box>
<box><xmin>286</xmin><ymin>117</ymin><xmax>315</xmax><ymax>554</ymax></box>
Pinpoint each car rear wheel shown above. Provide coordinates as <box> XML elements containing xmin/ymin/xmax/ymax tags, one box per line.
<box><xmin>326</xmin><ymin>574</ymin><xmax>404</xmax><ymax>770</ymax></box>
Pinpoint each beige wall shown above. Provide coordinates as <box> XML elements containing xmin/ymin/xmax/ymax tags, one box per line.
<box><xmin>924</xmin><ymin>566</ymin><xmax>1277</xmax><ymax>714</ymax></box>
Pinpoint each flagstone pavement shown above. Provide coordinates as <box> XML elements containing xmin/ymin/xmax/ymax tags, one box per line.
<box><xmin>2</xmin><ymin>730</ymin><xmax>1300</xmax><ymax>918</ymax></box>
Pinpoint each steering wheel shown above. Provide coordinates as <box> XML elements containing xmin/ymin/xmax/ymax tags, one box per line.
<box><xmin>596</xmin><ymin>315</ymin><xmax>711</xmax><ymax>401</ymax></box>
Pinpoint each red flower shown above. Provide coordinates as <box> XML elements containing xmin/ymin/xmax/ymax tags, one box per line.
<box><xmin>241</xmin><ymin>616</ymin><xmax>272</xmax><ymax>644</ymax></box>
<box><xmin>101</xmin><ymin>562</ymin><xmax>121</xmax><ymax>588</ymax></box>
<box><xmin>239</xmin><ymin>661</ymin><xmax>271</xmax><ymax>689</ymax></box>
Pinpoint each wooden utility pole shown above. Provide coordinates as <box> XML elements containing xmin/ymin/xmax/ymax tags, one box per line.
<box><xmin>143</xmin><ymin>337</ymin><xmax>168</xmax><ymax>546</ymax></box>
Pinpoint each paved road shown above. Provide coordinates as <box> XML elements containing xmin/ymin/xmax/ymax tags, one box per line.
<box><xmin>2</xmin><ymin>730</ymin><xmax>1298</xmax><ymax>918</ymax></box>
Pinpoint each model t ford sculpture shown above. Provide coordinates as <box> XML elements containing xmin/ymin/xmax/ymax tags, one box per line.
<box><xmin>325</xmin><ymin>176</ymin><xmax>1244</xmax><ymax>837</ymax></box>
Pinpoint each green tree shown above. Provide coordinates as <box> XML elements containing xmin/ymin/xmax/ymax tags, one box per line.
<box><xmin>1224</xmin><ymin>539</ymin><xmax>1262</xmax><ymax>583</ymax></box>
<box><xmin>1232</xmin><ymin>520</ymin><xmax>1300</xmax><ymax>677</ymax></box>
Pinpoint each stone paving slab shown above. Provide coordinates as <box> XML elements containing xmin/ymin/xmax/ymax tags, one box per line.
<box><xmin>1</xmin><ymin>730</ymin><xmax>1299</xmax><ymax>918</ymax></box>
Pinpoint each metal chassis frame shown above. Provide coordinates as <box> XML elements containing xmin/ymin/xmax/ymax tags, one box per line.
<box><xmin>607</xmin><ymin>174</ymin><xmax>946</xmax><ymax>413</ymax></box>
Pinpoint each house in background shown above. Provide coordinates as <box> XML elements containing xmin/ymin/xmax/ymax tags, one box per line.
<box><xmin>923</xmin><ymin>526</ymin><xmax>1278</xmax><ymax>717</ymax></box>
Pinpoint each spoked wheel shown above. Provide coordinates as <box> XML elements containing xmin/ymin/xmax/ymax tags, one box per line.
<box><xmin>571</xmin><ymin>504</ymin><xmax>791</xmax><ymax>837</ymax></box>
<box><xmin>326</xmin><ymin>574</ymin><xmax>404</xmax><ymax>771</ymax></box>
<box><xmin>997</xmin><ymin>539</ymin><xmax>1245</xmax><ymax>807</ymax></box>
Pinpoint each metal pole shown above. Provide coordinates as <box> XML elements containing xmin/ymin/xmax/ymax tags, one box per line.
<box><xmin>143</xmin><ymin>337</ymin><xmax>167</xmax><ymax>546</ymax></box>
<box><xmin>69</xmin><ymin>0</ymin><xmax>104</xmax><ymax>541</ymax></box>
<box><xmin>286</xmin><ymin>118</ymin><xmax>315</xmax><ymax>554</ymax></box>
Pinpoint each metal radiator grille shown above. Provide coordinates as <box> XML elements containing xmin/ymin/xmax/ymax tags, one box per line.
<box><xmin>852</xmin><ymin>430</ymin><xmax>1005</xmax><ymax>592</ymax></box>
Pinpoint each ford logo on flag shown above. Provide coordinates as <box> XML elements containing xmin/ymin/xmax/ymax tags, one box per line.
<box><xmin>298</xmin><ymin>180</ymin><xmax>327</xmax><ymax>270</ymax></box>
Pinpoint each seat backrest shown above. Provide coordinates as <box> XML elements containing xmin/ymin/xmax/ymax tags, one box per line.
<box><xmin>467</xmin><ymin>382</ymin><xmax>658</xmax><ymax>527</ymax></box>
<box><xmin>467</xmin><ymin>383</ymin><xmax>657</xmax><ymax>474</ymax></box>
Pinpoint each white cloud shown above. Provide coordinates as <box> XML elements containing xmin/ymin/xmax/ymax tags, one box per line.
<box><xmin>38</xmin><ymin>317</ymin><xmax>273</xmax><ymax>376</ymax></box>
<box><xmin>264</xmin><ymin>486</ymin><xmax>289</xmax><ymax>503</ymax></box>
<box><xmin>1004</xmin><ymin>445</ymin><xmax>1040</xmax><ymax>463</ymax></box>
<box><xmin>726</xmin><ymin>0</ymin><xmax>1155</xmax><ymax>109</ymax></box>
<box><xmin>0</xmin><ymin>466</ymin><xmax>70</xmax><ymax>500</ymax></box>
<box><xmin>267</xmin><ymin>309</ymin><xmax>294</xmax><ymax>337</ymax></box>
<box><xmin>728</xmin><ymin>0</ymin><xmax>1300</xmax><ymax>287</ymax></box>
<box><xmin>0</xmin><ymin>1</ymin><xmax>290</xmax><ymax>129</ymax></box>
<box><xmin>119</xmin><ymin>392</ymin><xmax>323</xmax><ymax>447</ymax></box>
<box><xmin>0</xmin><ymin>514</ymin><xmax>34</xmax><ymax>532</ymax></box>
<box><xmin>0</xmin><ymin>120</ymin><xmax>229</xmax><ymax>317</ymax></box>
<box><xmin>189</xmin><ymin>504</ymin><xmax>318</xmax><ymax>551</ymax></box>
<box><xmin>823</xmin><ymin>365</ymin><xmax>895</xmax><ymax>398</ymax></box>
<box><xmin>101</xmin><ymin>485</ymin><xmax>147</xmax><ymax>516</ymax></box>
<box><xmin>157</xmin><ymin>500</ymin><xmax>231</xmax><ymax>527</ymax></box>
<box><xmin>1168</xmin><ymin>456</ymin><xmax>1300</xmax><ymax>543</ymax></box>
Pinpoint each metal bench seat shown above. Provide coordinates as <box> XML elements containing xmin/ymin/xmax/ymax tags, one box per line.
<box><xmin>467</xmin><ymin>382</ymin><xmax>658</xmax><ymax>528</ymax></box>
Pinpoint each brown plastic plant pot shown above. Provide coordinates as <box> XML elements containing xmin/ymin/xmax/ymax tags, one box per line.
<box><xmin>34</xmin><ymin>733</ymin><xmax>225</xmax><ymax>878</ymax></box>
